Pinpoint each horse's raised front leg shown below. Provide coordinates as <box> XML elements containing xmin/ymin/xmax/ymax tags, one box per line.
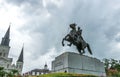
<box><xmin>62</xmin><ymin>35</ymin><xmax>69</xmax><ymax>46</ymax></box>
<box><xmin>62</xmin><ymin>38</ymin><xmax>65</xmax><ymax>46</ymax></box>
<box><xmin>65</xmin><ymin>34</ymin><xmax>73</xmax><ymax>46</ymax></box>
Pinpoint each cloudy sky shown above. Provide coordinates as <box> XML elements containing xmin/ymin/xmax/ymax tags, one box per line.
<box><xmin>0</xmin><ymin>0</ymin><xmax>120</xmax><ymax>73</ymax></box>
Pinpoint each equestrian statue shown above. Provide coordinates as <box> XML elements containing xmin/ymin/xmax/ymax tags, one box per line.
<box><xmin>62</xmin><ymin>23</ymin><xmax>92</xmax><ymax>55</ymax></box>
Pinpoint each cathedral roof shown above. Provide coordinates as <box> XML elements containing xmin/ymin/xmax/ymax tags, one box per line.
<box><xmin>17</xmin><ymin>45</ymin><xmax>24</xmax><ymax>62</ymax></box>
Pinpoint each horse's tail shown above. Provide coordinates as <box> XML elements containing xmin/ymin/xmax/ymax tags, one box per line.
<box><xmin>87</xmin><ymin>43</ymin><xmax>92</xmax><ymax>55</ymax></box>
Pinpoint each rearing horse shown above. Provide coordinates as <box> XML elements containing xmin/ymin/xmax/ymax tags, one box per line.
<box><xmin>62</xmin><ymin>23</ymin><xmax>92</xmax><ymax>55</ymax></box>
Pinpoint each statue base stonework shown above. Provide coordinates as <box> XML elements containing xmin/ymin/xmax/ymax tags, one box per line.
<box><xmin>52</xmin><ymin>52</ymin><xmax>106</xmax><ymax>76</ymax></box>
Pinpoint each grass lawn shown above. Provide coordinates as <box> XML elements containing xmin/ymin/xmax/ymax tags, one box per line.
<box><xmin>37</xmin><ymin>73</ymin><xmax>98</xmax><ymax>77</ymax></box>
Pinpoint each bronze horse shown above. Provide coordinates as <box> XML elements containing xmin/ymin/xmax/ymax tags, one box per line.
<box><xmin>62</xmin><ymin>23</ymin><xmax>92</xmax><ymax>55</ymax></box>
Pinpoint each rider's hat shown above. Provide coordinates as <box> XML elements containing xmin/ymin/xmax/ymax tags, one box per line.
<box><xmin>70</xmin><ymin>23</ymin><xmax>76</xmax><ymax>29</ymax></box>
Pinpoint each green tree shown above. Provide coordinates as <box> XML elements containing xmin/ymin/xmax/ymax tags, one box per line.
<box><xmin>103</xmin><ymin>58</ymin><xmax>120</xmax><ymax>76</ymax></box>
<box><xmin>103</xmin><ymin>58</ymin><xmax>110</xmax><ymax>69</ymax></box>
<box><xmin>6</xmin><ymin>72</ymin><xmax>13</xmax><ymax>77</ymax></box>
<box><xmin>0</xmin><ymin>67</ymin><xmax>6</xmax><ymax>77</ymax></box>
<box><xmin>110</xmin><ymin>59</ymin><xmax>118</xmax><ymax>69</ymax></box>
<box><xmin>103</xmin><ymin>58</ymin><xmax>120</xmax><ymax>70</ymax></box>
<box><xmin>114</xmin><ymin>63</ymin><xmax>120</xmax><ymax>72</ymax></box>
<box><xmin>6</xmin><ymin>69</ymin><xmax>19</xmax><ymax>77</ymax></box>
<box><xmin>11</xmin><ymin>69</ymin><xmax>18</xmax><ymax>75</ymax></box>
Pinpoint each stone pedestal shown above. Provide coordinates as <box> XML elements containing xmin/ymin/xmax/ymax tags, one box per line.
<box><xmin>52</xmin><ymin>52</ymin><xmax>106</xmax><ymax>76</ymax></box>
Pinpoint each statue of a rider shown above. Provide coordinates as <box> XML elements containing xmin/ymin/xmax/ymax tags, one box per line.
<box><xmin>67</xmin><ymin>23</ymin><xmax>84</xmax><ymax>48</ymax></box>
<box><xmin>62</xmin><ymin>23</ymin><xmax>92</xmax><ymax>55</ymax></box>
<box><xmin>67</xmin><ymin>23</ymin><xmax>77</xmax><ymax>46</ymax></box>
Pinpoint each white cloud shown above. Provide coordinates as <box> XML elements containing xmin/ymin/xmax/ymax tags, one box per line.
<box><xmin>44</xmin><ymin>0</ymin><xmax>64</xmax><ymax>8</ymax></box>
<box><xmin>1</xmin><ymin>0</ymin><xmax>120</xmax><ymax>73</ymax></box>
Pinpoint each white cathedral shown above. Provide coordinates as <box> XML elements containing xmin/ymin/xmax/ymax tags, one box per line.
<box><xmin>0</xmin><ymin>26</ymin><xmax>24</xmax><ymax>74</ymax></box>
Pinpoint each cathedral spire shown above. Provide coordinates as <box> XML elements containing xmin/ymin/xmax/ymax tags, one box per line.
<box><xmin>1</xmin><ymin>25</ymin><xmax>10</xmax><ymax>46</ymax></box>
<box><xmin>17</xmin><ymin>45</ymin><xmax>24</xmax><ymax>62</ymax></box>
<box><xmin>44</xmin><ymin>63</ymin><xmax>48</xmax><ymax>70</ymax></box>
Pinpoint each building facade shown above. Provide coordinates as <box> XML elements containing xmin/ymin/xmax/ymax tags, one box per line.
<box><xmin>24</xmin><ymin>64</ymin><xmax>50</xmax><ymax>76</ymax></box>
<box><xmin>0</xmin><ymin>26</ymin><xmax>24</xmax><ymax>74</ymax></box>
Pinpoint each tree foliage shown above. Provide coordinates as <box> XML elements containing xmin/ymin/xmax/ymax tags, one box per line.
<box><xmin>103</xmin><ymin>58</ymin><xmax>120</xmax><ymax>70</ymax></box>
<box><xmin>103</xmin><ymin>58</ymin><xmax>120</xmax><ymax>76</ymax></box>
<box><xmin>0</xmin><ymin>67</ymin><xmax>6</xmax><ymax>77</ymax></box>
<box><xmin>0</xmin><ymin>67</ymin><xmax>20</xmax><ymax>77</ymax></box>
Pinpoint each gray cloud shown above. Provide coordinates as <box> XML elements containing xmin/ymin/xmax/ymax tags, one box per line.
<box><xmin>6</xmin><ymin>0</ymin><xmax>42</xmax><ymax>6</ymax></box>
<box><xmin>6</xmin><ymin>0</ymin><xmax>43</xmax><ymax>15</ymax></box>
<box><xmin>3</xmin><ymin>0</ymin><xmax>120</xmax><ymax>72</ymax></box>
<box><xmin>18</xmin><ymin>0</ymin><xmax>120</xmax><ymax>58</ymax></box>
